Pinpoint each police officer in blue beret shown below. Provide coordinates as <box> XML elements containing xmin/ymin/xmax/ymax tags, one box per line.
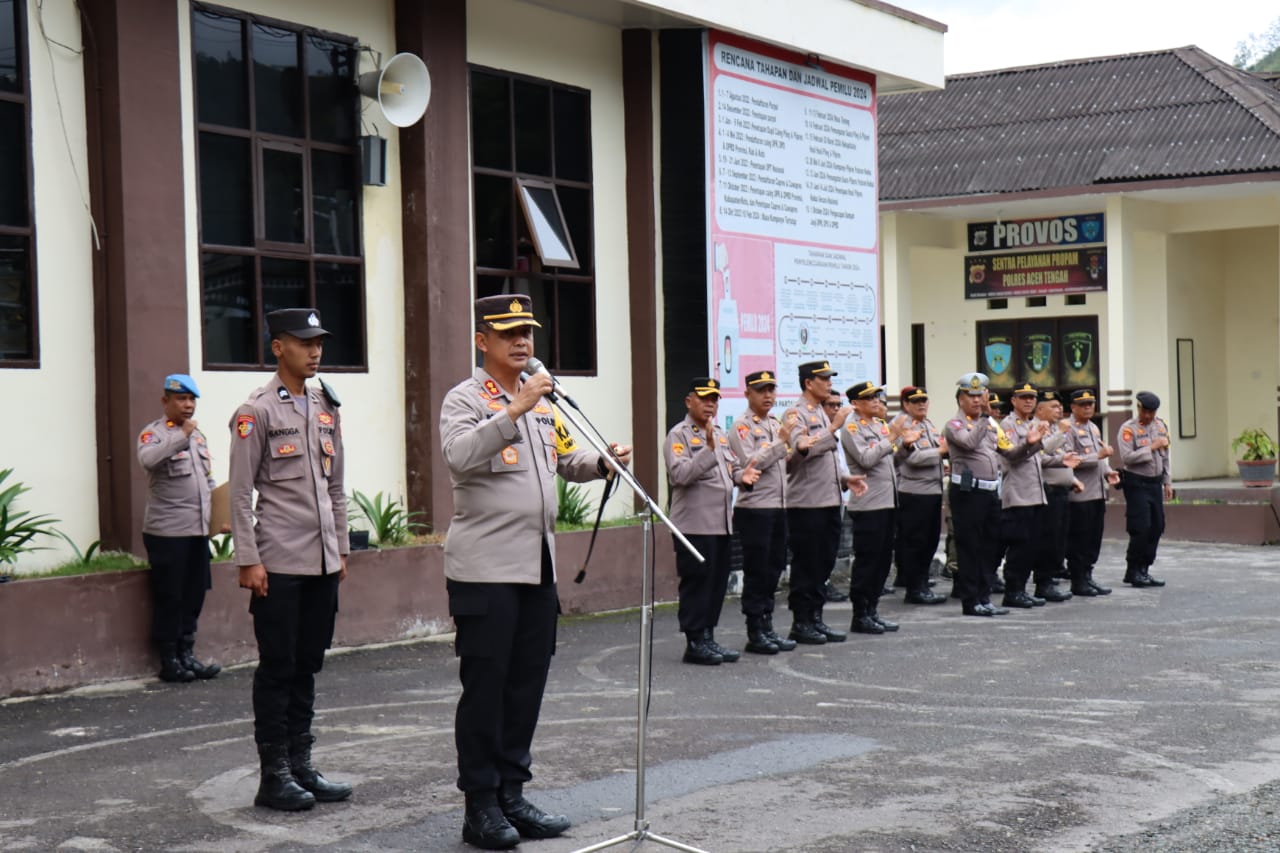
<box><xmin>136</xmin><ymin>373</ymin><xmax>223</xmax><ymax>683</ymax></box>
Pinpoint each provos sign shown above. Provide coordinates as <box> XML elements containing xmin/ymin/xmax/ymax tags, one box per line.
<box><xmin>967</xmin><ymin>213</ymin><xmax>1104</xmax><ymax>253</ymax></box>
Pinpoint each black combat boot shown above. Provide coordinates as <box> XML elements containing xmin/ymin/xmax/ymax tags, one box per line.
<box><xmin>254</xmin><ymin>742</ymin><xmax>316</xmax><ymax>811</ymax></box>
<box><xmin>812</xmin><ymin>607</ymin><xmax>847</xmax><ymax>642</ymax></box>
<box><xmin>498</xmin><ymin>781</ymin><xmax>571</xmax><ymax>839</ymax></box>
<box><xmin>1123</xmin><ymin>562</ymin><xmax>1140</xmax><ymax>585</ymax></box>
<box><xmin>157</xmin><ymin>642</ymin><xmax>195</xmax><ymax>683</ymax></box>
<box><xmin>868</xmin><ymin>599</ymin><xmax>899</xmax><ymax>632</ymax></box>
<box><xmin>1035</xmin><ymin>581</ymin><xmax>1073</xmax><ymax>602</ymax></box>
<box><xmin>178</xmin><ymin>634</ymin><xmax>221</xmax><ymax>679</ymax></box>
<box><xmin>788</xmin><ymin>613</ymin><xmax>827</xmax><ymax>645</ymax></box>
<box><xmin>682</xmin><ymin>630</ymin><xmax>722</xmax><ymax>665</ymax></box>
<box><xmin>288</xmin><ymin>734</ymin><xmax>353</xmax><ymax>802</ymax></box>
<box><xmin>761</xmin><ymin>614</ymin><xmax>797</xmax><ymax>651</ymax></box>
<box><xmin>1086</xmin><ymin>570</ymin><xmax>1112</xmax><ymax>595</ymax></box>
<box><xmin>703</xmin><ymin>628</ymin><xmax>740</xmax><ymax>662</ymax></box>
<box><xmin>744</xmin><ymin>615</ymin><xmax>779</xmax><ymax>655</ymax></box>
<box><xmin>463</xmin><ymin>790</ymin><xmax>520</xmax><ymax>849</ymax></box>
<box><xmin>850</xmin><ymin>599</ymin><xmax>884</xmax><ymax>635</ymax></box>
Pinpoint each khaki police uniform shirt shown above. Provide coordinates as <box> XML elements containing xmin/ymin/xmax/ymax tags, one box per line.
<box><xmin>728</xmin><ymin>410</ymin><xmax>789</xmax><ymax>510</ymax></box>
<box><xmin>943</xmin><ymin>409</ymin><xmax>1004</xmax><ymax>482</ymax></box>
<box><xmin>841</xmin><ymin>417</ymin><xmax>898</xmax><ymax>511</ymax></box>
<box><xmin>894</xmin><ymin>417</ymin><xmax>945</xmax><ymax>496</ymax></box>
<box><xmin>1117</xmin><ymin>417</ymin><xmax>1172</xmax><ymax>483</ymax></box>
<box><xmin>785</xmin><ymin>399</ymin><xmax>843</xmax><ymax>508</ymax></box>
<box><xmin>1063</xmin><ymin>418</ymin><xmax>1113</xmax><ymax>502</ymax></box>
<box><xmin>664</xmin><ymin>415</ymin><xmax>747</xmax><ymax>535</ymax></box>
<box><xmin>440</xmin><ymin>369</ymin><xmax>604</xmax><ymax>584</ymax></box>
<box><xmin>1039</xmin><ymin>422</ymin><xmax>1077</xmax><ymax>489</ymax></box>
<box><xmin>137</xmin><ymin>417</ymin><xmax>215</xmax><ymax>537</ymax></box>
<box><xmin>997</xmin><ymin>414</ymin><xmax>1066</xmax><ymax>508</ymax></box>
<box><xmin>228</xmin><ymin>374</ymin><xmax>347</xmax><ymax>574</ymax></box>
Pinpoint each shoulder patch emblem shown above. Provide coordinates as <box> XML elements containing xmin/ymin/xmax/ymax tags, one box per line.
<box><xmin>236</xmin><ymin>415</ymin><xmax>255</xmax><ymax>439</ymax></box>
<box><xmin>846</xmin><ymin>422</ymin><xmax>857</xmax><ymax>432</ymax></box>
<box><xmin>139</xmin><ymin>431</ymin><xmax>158</xmax><ymax>446</ymax></box>
<box><xmin>1122</xmin><ymin>427</ymin><xmax>1134</xmax><ymax>441</ymax></box>
<box><xmin>718</xmin><ymin>435</ymin><xmax>728</xmax><ymax>445</ymax></box>
<box><xmin>949</xmin><ymin>419</ymin><xmax>963</xmax><ymax>429</ymax></box>
<box><xmin>737</xmin><ymin>425</ymin><xmax>749</xmax><ymax>440</ymax></box>
<box><xmin>672</xmin><ymin>442</ymin><xmax>686</xmax><ymax>456</ymax></box>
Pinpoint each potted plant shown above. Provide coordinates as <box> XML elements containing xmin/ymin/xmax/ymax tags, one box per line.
<box><xmin>1231</xmin><ymin>427</ymin><xmax>1278</xmax><ymax>487</ymax></box>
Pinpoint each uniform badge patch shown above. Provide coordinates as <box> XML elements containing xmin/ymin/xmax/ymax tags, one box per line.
<box><xmin>690</xmin><ymin>437</ymin><xmax>703</xmax><ymax>446</ymax></box>
<box><xmin>672</xmin><ymin>442</ymin><xmax>686</xmax><ymax>456</ymax></box>
<box><xmin>847</xmin><ymin>422</ymin><xmax>857</xmax><ymax>432</ymax></box>
<box><xmin>322</xmin><ymin>456</ymin><xmax>332</xmax><ymax>476</ymax></box>
<box><xmin>323</xmin><ymin>440</ymin><xmax>335</xmax><ymax>455</ymax></box>
<box><xmin>754</xmin><ymin>428</ymin><xmax>764</xmax><ymax>435</ymax></box>
<box><xmin>483</xmin><ymin>379</ymin><xmax>501</xmax><ymax>398</ymax></box>
<box><xmin>236</xmin><ymin>415</ymin><xmax>255</xmax><ymax>439</ymax></box>
<box><xmin>139</xmin><ymin>431</ymin><xmax>158</xmax><ymax>445</ymax></box>
<box><xmin>487</xmin><ymin>401</ymin><xmax>504</xmax><ymax>411</ymax></box>
<box><xmin>318</xmin><ymin>412</ymin><xmax>334</xmax><ymax>425</ymax></box>
<box><xmin>880</xmin><ymin>425</ymin><xmax>890</xmax><ymax>436</ymax></box>
<box><xmin>277</xmin><ymin>386</ymin><xmax>290</xmax><ymax>400</ymax></box>
<box><xmin>277</xmin><ymin>444</ymin><xmax>297</xmax><ymax>455</ymax></box>
<box><xmin>737</xmin><ymin>425</ymin><xmax>749</xmax><ymax>440</ymax></box>
<box><xmin>165</xmin><ymin>420</ymin><xmax>176</xmax><ymax>428</ymax></box>
<box><xmin>533</xmin><ymin>404</ymin><xmax>551</xmax><ymax>415</ymax></box>
<box><xmin>501</xmin><ymin>446</ymin><xmax>519</xmax><ymax>465</ymax></box>
<box><xmin>718</xmin><ymin>435</ymin><xmax>728</xmax><ymax>445</ymax></box>
<box><xmin>1122</xmin><ymin>428</ymin><xmax>1134</xmax><ymax>441</ymax></box>
<box><xmin>949</xmin><ymin>419</ymin><xmax>963</xmax><ymax>429</ymax></box>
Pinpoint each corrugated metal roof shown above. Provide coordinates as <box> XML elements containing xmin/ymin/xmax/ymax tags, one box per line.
<box><xmin>880</xmin><ymin>47</ymin><xmax>1280</xmax><ymax>201</ymax></box>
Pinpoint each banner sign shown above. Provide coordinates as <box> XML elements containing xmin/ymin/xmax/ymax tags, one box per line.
<box><xmin>964</xmin><ymin>248</ymin><xmax>1107</xmax><ymax>299</ymax></box>
<box><xmin>705</xmin><ymin>30</ymin><xmax>878</xmax><ymax>422</ymax></box>
<box><xmin>977</xmin><ymin>316</ymin><xmax>1100</xmax><ymax>394</ymax></box>
<box><xmin>967</xmin><ymin>213</ymin><xmax>1104</xmax><ymax>253</ymax></box>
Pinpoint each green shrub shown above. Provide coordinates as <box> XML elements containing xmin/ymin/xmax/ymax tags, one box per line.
<box><xmin>349</xmin><ymin>490</ymin><xmax>428</xmax><ymax>547</ymax></box>
<box><xmin>556</xmin><ymin>476</ymin><xmax>594</xmax><ymax>527</ymax></box>
<box><xmin>0</xmin><ymin>468</ymin><xmax>60</xmax><ymax>568</ymax></box>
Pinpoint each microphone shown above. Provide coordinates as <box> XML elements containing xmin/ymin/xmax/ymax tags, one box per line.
<box><xmin>525</xmin><ymin>356</ymin><xmax>578</xmax><ymax>408</ymax></box>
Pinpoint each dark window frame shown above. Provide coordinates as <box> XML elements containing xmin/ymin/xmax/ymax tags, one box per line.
<box><xmin>192</xmin><ymin>3</ymin><xmax>366</xmax><ymax>371</ymax></box>
<box><xmin>469</xmin><ymin>65</ymin><xmax>596</xmax><ymax>375</ymax></box>
<box><xmin>0</xmin><ymin>0</ymin><xmax>37</xmax><ymax>368</ymax></box>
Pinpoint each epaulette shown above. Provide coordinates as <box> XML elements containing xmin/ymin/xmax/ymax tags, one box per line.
<box><xmin>320</xmin><ymin>378</ymin><xmax>342</xmax><ymax>407</ymax></box>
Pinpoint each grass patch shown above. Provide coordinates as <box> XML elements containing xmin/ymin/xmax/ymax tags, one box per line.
<box><xmin>555</xmin><ymin>516</ymin><xmax>646</xmax><ymax>533</ymax></box>
<box><xmin>17</xmin><ymin>551</ymin><xmax>148</xmax><ymax>579</ymax></box>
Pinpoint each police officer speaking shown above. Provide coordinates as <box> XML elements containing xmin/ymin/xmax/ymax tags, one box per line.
<box><xmin>439</xmin><ymin>293</ymin><xmax>631</xmax><ymax>850</ymax></box>
<box><xmin>229</xmin><ymin>308</ymin><xmax>352</xmax><ymax>812</ymax></box>
<box><xmin>136</xmin><ymin>373</ymin><xmax>222</xmax><ymax>683</ymax></box>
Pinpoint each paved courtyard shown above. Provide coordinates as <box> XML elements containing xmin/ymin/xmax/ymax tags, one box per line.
<box><xmin>2</xmin><ymin>539</ymin><xmax>1279</xmax><ymax>852</ymax></box>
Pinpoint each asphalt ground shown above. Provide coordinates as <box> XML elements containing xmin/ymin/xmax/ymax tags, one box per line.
<box><xmin>2</xmin><ymin>539</ymin><xmax>1280</xmax><ymax>853</ymax></box>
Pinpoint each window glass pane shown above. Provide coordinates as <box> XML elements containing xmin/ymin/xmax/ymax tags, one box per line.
<box><xmin>470</xmin><ymin>70</ymin><xmax>510</xmax><ymax>170</ymax></box>
<box><xmin>473</xmin><ymin>174</ymin><xmax>512</xmax><ymax>269</ymax></box>
<box><xmin>202</xmin><ymin>253</ymin><xmax>256</xmax><ymax>364</ymax></box>
<box><xmin>192</xmin><ymin>10</ymin><xmax>247</xmax><ymax>128</ymax></box>
<box><xmin>198</xmin><ymin>132</ymin><xmax>252</xmax><ymax>246</ymax></box>
<box><xmin>253</xmin><ymin>24</ymin><xmax>302</xmax><ymax>138</ymax></box>
<box><xmin>553</xmin><ymin>88</ymin><xmax>589</xmax><ymax>181</ymax></box>
<box><xmin>0</xmin><ymin>234</ymin><xmax>31</xmax><ymax>359</ymax></box>
<box><xmin>261</xmin><ymin>256</ymin><xmax>308</xmax><ymax>364</ymax></box>
<box><xmin>558</xmin><ymin>185</ymin><xmax>592</xmax><ymax>271</ymax></box>
<box><xmin>556</xmin><ymin>282</ymin><xmax>593</xmax><ymax>370</ymax></box>
<box><xmin>315</xmin><ymin>262</ymin><xmax>363</xmax><ymax>366</ymax></box>
<box><xmin>525</xmin><ymin>278</ymin><xmax>552</xmax><ymax>365</ymax></box>
<box><xmin>0</xmin><ymin>0</ymin><xmax>19</xmax><ymax>94</ymax></box>
<box><xmin>313</xmin><ymin>150</ymin><xmax>357</xmax><ymax>256</ymax></box>
<box><xmin>263</xmin><ymin>147</ymin><xmax>305</xmax><ymax>244</ymax></box>
<box><xmin>513</xmin><ymin>79</ymin><xmax>551</xmax><ymax>175</ymax></box>
<box><xmin>306</xmin><ymin>35</ymin><xmax>355</xmax><ymax>145</ymax></box>
<box><xmin>517</xmin><ymin>182</ymin><xmax>575</xmax><ymax>267</ymax></box>
<box><xmin>0</xmin><ymin>100</ymin><xmax>27</xmax><ymax>227</ymax></box>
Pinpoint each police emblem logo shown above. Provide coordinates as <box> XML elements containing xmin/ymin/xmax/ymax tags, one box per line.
<box><xmin>672</xmin><ymin>442</ymin><xmax>686</xmax><ymax>456</ymax></box>
<box><xmin>236</xmin><ymin>415</ymin><xmax>255</xmax><ymax>439</ymax></box>
<box><xmin>323</xmin><ymin>440</ymin><xmax>335</xmax><ymax>455</ymax></box>
<box><xmin>318</xmin><ymin>412</ymin><xmax>334</xmax><ymax>425</ymax></box>
<box><xmin>501</xmin><ymin>446</ymin><xmax>519</xmax><ymax>465</ymax></box>
<box><xmin>737</xmin><ymin>425</ymin><xmax>749</xmax><ymax>439</ymax></box>
<box><xmin>139</xmin><ymin>431</ymin><xmax>158</xmax><ymax>445</ymax></box>
<box><xmin>277</xmin><ymin>444</ymin><xmax>297</xmax><ymax>455</ymax></box>
<box><xmin>690</xmin><ymin>437</ymin><xmax>703</xmax><ymax>446</ymax></box>
<box><xmin>761</xmin><ymin>371</ymin><xmax>772</xmax><ymax>381</ymax></box>
<box><xmin>166</xmin><ymin>378</ymin><xmax>182</xmax><ymax>391</ymax></box>
<box><xmin>509</xmin><ymin>299</ymin><xmax>522</xmax><ymax>313</ymax></box>
<box><xmin>1122</xmin><ymin>428</ymin><xmax>1134</xmax><ymax>442</ymax></box>
<box><xmin>307</xmin><ymin>313</ymin><xmax>320</xmax><ymax>327</ymax></box>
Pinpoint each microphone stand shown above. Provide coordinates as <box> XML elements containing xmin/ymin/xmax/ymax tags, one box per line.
<box><xmin>548</xmin><ymin>393</ymin><xmax>709</xmax><ymax>853</ymax></box>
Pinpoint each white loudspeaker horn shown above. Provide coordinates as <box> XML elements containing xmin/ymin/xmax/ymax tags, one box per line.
<box><xmin>359</xmin><ymin>52</ymin><xmax>431</xmax><ymax>127</ymax></box>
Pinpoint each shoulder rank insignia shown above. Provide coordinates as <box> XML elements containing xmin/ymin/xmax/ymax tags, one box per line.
<box><xmin>319</xmin><ymin>378</ymin><xmax>341</xmax><ymax>407</ymax></box>
<box><xmin>277</xmin><ymin>386</ymin><xmax>291</xmax><ymax>401</ymax></box>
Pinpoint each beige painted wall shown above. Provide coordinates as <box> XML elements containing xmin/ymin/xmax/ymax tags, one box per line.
<box><xmin>2</xmin><ymin>0</ymin><xmax>95</xmax><ymax>571</ymax></box>
<box><xmin>175</xmin><ymin>0</ymin><xmax>410</xmax><ymax>531</ymax></box>
<box><xmin>468</xmin><ymin>0</ymin><xmax>636</xmax><ymax>516</ymax></box>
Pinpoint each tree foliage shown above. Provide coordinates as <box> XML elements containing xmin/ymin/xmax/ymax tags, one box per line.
<box><xmin>1234</xmin><ymin>16</ymin><xmax>1280</xmax><ymax>72</ymax></box>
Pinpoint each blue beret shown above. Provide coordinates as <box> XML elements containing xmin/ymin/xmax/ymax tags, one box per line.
<box><xmin>163</xmin><ymin>374</ymin><xmax>200</xmax><ymax>397</ymax></box>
